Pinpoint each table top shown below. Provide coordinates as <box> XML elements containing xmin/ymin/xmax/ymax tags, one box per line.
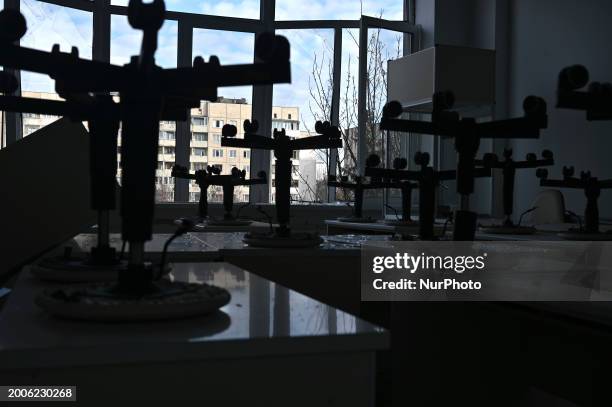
<box><xmin>0</xmin><ymin>263</ymin><xmax>387</xmax><ymax>370</ymax></box>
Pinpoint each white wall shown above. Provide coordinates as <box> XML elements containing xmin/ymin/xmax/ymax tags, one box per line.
<box><xmin>508</xmin><ymin>0</ymin><xmax>612</xmax><ymax>219</ymax></box>
<box><xmin>415</xmin><ymin>0</ymin><xmax>498</xmax><ymax>215</ymax></box>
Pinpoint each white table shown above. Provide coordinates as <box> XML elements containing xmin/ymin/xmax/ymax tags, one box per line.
<box><xmin>0</xmin><ymin>263</ymin><xmax>388</xmax><ymax>407</ymax></box>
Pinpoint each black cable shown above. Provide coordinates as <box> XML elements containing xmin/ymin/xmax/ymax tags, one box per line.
<box><xmin>256</xmin><ymin>206</ymin><xmax>274</xmax><ymax>234</ymax></box>
<box><xmin>157</xmin><ymin>219</ymin><xmax>194</xmax><ymax>280</ymax></box>
<box><xmin>566</xmin><ymin>210</ymin><xmax>583</xmax><ymax>231</ymax></box>
<box><xmin>518</xmin><ymin>206</ymin><xmax>537</xmax><ymax>227</ymax></box>
<box><xmin>119</xmin><ymin>240</ymin><xmax>127</xmax><ymax>260</ymax></box>
<box><xmin>236</xmin><ymin>201</ymin><xmax>251</xmax><ymax>219</ymax></box>
<box><xmin>442</xmin><ymin>212</ymin><xmax>454</xmax><ymax>236</ymax></box>
<box><xmin>385</xmin><ymin>204</ymin><xmax>401</xmax><ymax>221</ymax></box>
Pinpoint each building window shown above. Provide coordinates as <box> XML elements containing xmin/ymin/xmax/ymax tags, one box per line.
<box><xmin>214</xmin><ymin>120</ymin><xmax>224</xmax><ymax>128</ymax></box>
<box><xmin>212</xmin><ymin>164</ymin><xmax>223</xmax><ymax>172</ymax></box>
<box><xmin>243</xmin><ymin>150</ymin><xmax>250</xmax><ymax>159</ymax></box>
<box><xmin>192</xmin><ymin>148</ymin><xmax>207</xmax><ymax>157</ymax></box>
<box><xmin>229</xmin><ymin>120</ymin><xmax>237</xmax><ymax>126</ymax></box>
<box><xmin>288</xmin><ymin>114</ymin><xmax>292</xmax><ymax>120</ymax></box>
<box><xmin>243</xmin><ymin>165</ymin><xmax>250</xmax><ymax>173</ymax></box>
<box><xmin>24</xmin><ymin>125</ymin><xmax>39</xmax><ymax>136</ymax></box>
<box><xmin>192</xmin><ymin>132</ymin><xmax>207</xmax><ymax>141</ymax></box>
<box><xmin>213</xmin><ymin>134</ymin><xmax>221</xmax><ymax>144</ymax></box>
<box><xmin>159</xmin><ymin>131</ymin><xmax>175</xmax><ymax>140</ymax></box>
<box><xmin>273</xmin><ymin>113</ymin><xmax>277</xmax><ymax>118</ymax></box>
<box><xmin>191</xmin><ymin>162</ymin><xmax>206</xmax><ymax>171</ymax></box>
<box><xmin>213</xmin><ymin>149</ymin><xmax>223</xmax><ymax>158</ymax></box>
<box><xmin>229</xmin><ymin>149</ymin><xmax>237</xmax><ymax>158</ymax></box>
<box><xmin>192</xmin><ymin>117</ymin><xmax>208</xmax><ymax>126</ymax></box>
<box><xmin>163</xmin><ymin>146</ymin><xmax>175</xmax><ymax>155</ymax></box>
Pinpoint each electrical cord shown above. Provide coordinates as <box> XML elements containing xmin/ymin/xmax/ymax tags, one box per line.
<box><xmin>119</xmin><ymin>240</ymin><xmax>127</xmax><ymax>261</ymax></box>
<box><xmin>442</xmin><ymin>212</ymin><xmax>454</xmax><ymax>236</ymax></box>
<box><xmin>518</xmin><ymin>206</ymin><xmax>538</xmax><ymax>227</ymax></box>
<box><xmin>157</xmin><ymin>218</ymin><xmax>195</xmax><ymax>280</ymax></box>
<box><xmin>256</xmin><ymin>206</ymin><xmax>274</xmax><ymax>234</ymax></box>
<box><xmin>236</xmin><ymin>201</ymin><xmax>251</xmax><ymax>219</ymax></box>
<box><xmin>385</xmin><ymin>204</ymin><xmax>401</xmax><ymax>221</ymax></box>
<box><xmin>565</xmin><ymin>210</ymin><xmax>583</xmax><ymax>231</ymax></box>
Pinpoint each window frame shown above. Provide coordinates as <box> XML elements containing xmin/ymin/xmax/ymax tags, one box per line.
<box><xmin>6</xmin><ymin>0</ymin><xmax>418</xmax><ymax>211</ymax></box>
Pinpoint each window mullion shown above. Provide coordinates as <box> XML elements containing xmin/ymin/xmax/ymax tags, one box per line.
<box><xmin>4</xmin><ymin>0</ymin><xmax>22</xmax><ymax>146</ymax></box>
<box><xmin>174</xmin><ymin>19</ymin><xmax>193</xmax><ymax>202</ymax></box>
<box><xmin>249</xmin><ymin>0</ymin><xmax>275</xmax><ymax>204</ymax></box>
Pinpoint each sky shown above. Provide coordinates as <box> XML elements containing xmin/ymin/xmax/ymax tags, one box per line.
<box><xmin>19</xmin><ymin>0</ymin><xmax>404</xmax><ymax>130</ymax></box>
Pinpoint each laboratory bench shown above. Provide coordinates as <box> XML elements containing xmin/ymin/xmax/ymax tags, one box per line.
<box><xmin>0</xmin><ymin>262</ymin><xmax>388</xmax><ymax>407</ymax></box>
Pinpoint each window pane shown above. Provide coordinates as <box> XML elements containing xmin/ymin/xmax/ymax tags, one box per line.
<box><xmin>190</xmin><ymin>29</ymin><xmax>254</xmax><ymax>204</ymax></box>
<box><xmin>20</xmin><ymin>1</ymin><xmax>92</xmax><ymax>137</ymax></box>
<box><xmin>363</xmin><ymin>27</ymin><xmax>404</xmax><ymax>207</ymax></box>
<box><xmin>192</xmin><ymin>29</ymin><xmax>254</xmax><ymax>103</ymax></box>
<box><xmin>334</xmin><ymin>28</ymin><xmax>404</xmax><ymax>208</ymax></box>
<box><xmin>276</xmin><ymin>1</ymin><xmax>404</xmax><ymax>21</ymax></box>
<box><xmin>110</xmin><ymin>0</ymin><xmax>260</xmax><ymax>20</ymax></box>
<box><xmin>335</xmin><ymin>28</ymin><xmax>358</xmax><ymax>202</ymax></box>
<box><xmin>111</xmin><ymin>15</ymin><xmax>177</xmax><ymax>68</ymax></box>
<box><xmin>111</xmin><ymin>15</ymin><xmax>178</xmax><ymax>202</ymax></box>
<box><xmin>273</xmin><ymin>29</ymin><xmax>333</xmax><ymax>204</ymax></box>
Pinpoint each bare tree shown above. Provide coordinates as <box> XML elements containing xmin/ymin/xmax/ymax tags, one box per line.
<box><xmin>304</xmin><ymin>22</ymin><xmax>403</xmax><ymax>203</ymax></box>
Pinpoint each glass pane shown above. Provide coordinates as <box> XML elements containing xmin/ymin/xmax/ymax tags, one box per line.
<box><xmin>334</xmin><ymin>27</ymin><xmax>405</xmax><ymax>209</ymax></box>
<box><xmin>276</xmin><ymin>1</ymin><xmax>404</xmax><ymax>21</ymax></box>
<box><xmin>111</xmin><ymin>15</ymin><xmax>177</xmax><ymax>68</ymax></box>
<box><xmin>20</xmin><ymin>1</ymin><xmax>93</xmax><ymax>137</ymax></box>
<box><xmin>273</xmin><ymin>29</ymin><xmax>334</xmax><ymax>204</ymax></box>
<box><xmin>111</xmin><ymin>15</ymin><xmax>178</xmax><ymax>202</ymax></box>
<box><xmin>335</xmin><ymin>28</ymin><xmax>359</xmax><ymax>203</ymax></box>
<box><xmin>190</xmin><ymin>29</ymin><xmax>255</xmax><ymax>204</ymax></box>
<box><xmin>110</xmin><ymin>0</ymin><xmax>260</xmax><ymax>20</ymax></box>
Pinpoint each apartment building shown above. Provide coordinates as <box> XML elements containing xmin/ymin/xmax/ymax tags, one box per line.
<box><xmin>6</xmin><ymin>92</ymin><xmax>314</xmax><ymax>204</ymax></box>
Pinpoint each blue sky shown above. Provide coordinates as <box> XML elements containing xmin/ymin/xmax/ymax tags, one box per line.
<box><xmin>19</xmin><ymin>0</ymin><xmax>403</xmax><ymax>129</ymax></box>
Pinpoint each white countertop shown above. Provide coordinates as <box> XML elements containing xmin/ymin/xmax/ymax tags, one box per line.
<box><xmin>0</xmin><ymin>263</ymin><xmax>387</xmax><ymax>370</ymax></box>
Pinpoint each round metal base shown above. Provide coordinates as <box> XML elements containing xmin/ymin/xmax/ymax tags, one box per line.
<box><xmin>243</xmin><ymin>232</ymin><xmax>323</xmax><ymax>248</ymax></box>
<box><xmin>337</xmin><ymin>217</ymin><xmax>377</xmax><ymax>224</ymax></box>
<box><xmin>31</xmin><ymin>256</ymin><xmax>123</xmax><ymax>283</ymax></box>
<box><xmin>35</xmin><ymin>280</ymin><xmax>231</xmax><ymax>322</ymax></box>
<box><xmin>479</xmin><ymin>225</ymin><xmax>536</xmax><ymax>235</ymax></box>
<box><xmin>558</xmin><ymin>231</ymin><xmax>612</xmax><ymax>241</ymax></box>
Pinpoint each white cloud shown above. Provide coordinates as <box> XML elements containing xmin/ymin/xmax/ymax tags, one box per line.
<box><xmin>18</xmin><ymin>0</ymin><xmax>404</xmax><ymax>129</ymax></box>
<box><xmin>21</xmin><ymin>0</ymin><xmax>92</xmax><ymax>92</ymax></box>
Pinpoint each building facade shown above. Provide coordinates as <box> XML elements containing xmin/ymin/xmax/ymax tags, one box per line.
<box><xmin>5</xmin><ymin>92</ymin><xmax>314</xmax><ymax>204</ymax></box>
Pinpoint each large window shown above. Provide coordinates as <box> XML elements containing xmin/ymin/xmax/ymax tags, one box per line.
<box><xmin>4</xmin><ymin>0</ymin><xmax>414</xmax><ymax>211</ymax></box>
<box><xmin>111</xmin><ymin>14</ymin><xmax>178</xmax><ymax>202</ymax></box>
<box><xmin>273</xmin><ymin>29</ymin><xmax>333</xmax><ymax>204</ymax></box>
<box><xmin>190</xmin><ymin>29</ymin><xmax>255</xmax><ymax>203</ymax></box>
<box><xmin>20</xmin><ymin>1</ymin><xmax>92</xmax><ymax>138</ymax></box>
